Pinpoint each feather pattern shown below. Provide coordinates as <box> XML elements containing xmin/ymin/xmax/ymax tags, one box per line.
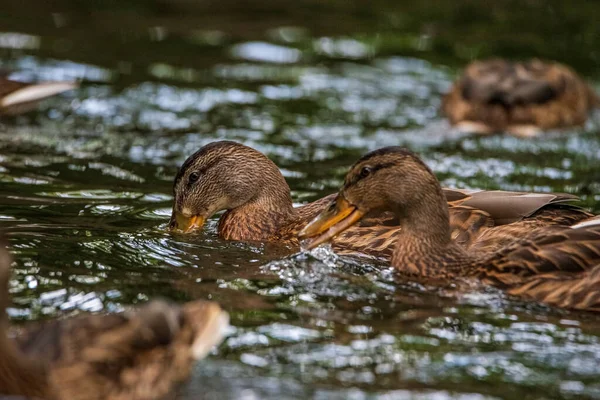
<box><xmin>442</xmin><ymin>59</ymin><xmax>599</xmax><ymax>137</ymax></box>
<box><xmin>172</xmin><ymin>142</ymin><xmax>591</xmax><ymax>259</ymax></box>
<box><xmin>331</xmin><ymin>192</ymin><xmax>591</xmax><ymax>258</ymax></box>
<box><xmin>0</xmin><ymin>241</ymin><xmax>228</xmax><ymax>400</ymax></box>
<box><xmin>299</xmin><ymin>147</ymin><xmax>600</xmax><ymax>311</ymax></box>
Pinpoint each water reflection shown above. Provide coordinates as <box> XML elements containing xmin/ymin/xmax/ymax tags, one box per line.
<box><xmin>231</xmin><ymin>42</ymin><xmax>303</xmax><ymax>64</ymax></box>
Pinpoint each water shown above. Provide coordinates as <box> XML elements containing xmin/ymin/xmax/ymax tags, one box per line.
<box><xmin>1</xmin><ymin>1</ymin><xmax>600</xmax><ymax>399</ymax></box>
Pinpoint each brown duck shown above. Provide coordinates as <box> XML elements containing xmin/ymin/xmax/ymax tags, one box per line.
<box><xmin>442</xmin><ymin>59</ymin><xmax>599</xmax><ymax>137</ymax></box>
<box><xmin>299</xmin><ymin>147</ymin><xmax>600</xmax><ymax>311</ymax></box>
<box><xmin>0</xmin><ymin>241</ymin><xmax>229</xmax><ymax>400</ymax></box>
<box><xmin>0</xmin><ymin>76</ymin><xmax>77</xmax><ymax>116</ymax></box>
<box><xmin>170</xmin><ymin>141</ymin><xmax>590</xmax><ymax>258</ymax></box>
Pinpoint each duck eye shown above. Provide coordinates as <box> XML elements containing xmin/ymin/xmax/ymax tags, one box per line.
<box><xmin>359</xmin><ymin>166</ymin><xmax>372</xmax><ymax>178</ymax></box>
<box><xmin>188</xmin><ymin>172</ymin><xmax>200</xmax><ymax>184</ymax></box>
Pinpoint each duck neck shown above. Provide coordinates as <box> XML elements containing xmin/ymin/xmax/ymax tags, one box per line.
<box><xmin>391</xmin><ymin>190</ymin><xmax>470</xmax><ymax>278</ymax></box>
<box><xmin>218</xmin><ymin>182</ymin><xmax>295</xmax><ymax>241</ymax></box>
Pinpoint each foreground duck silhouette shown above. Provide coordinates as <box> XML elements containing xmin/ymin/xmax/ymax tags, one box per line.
<box><xmin>0</xmin><ymin>241</ymin><xmax>229</xmax><ymax>399</ymax></box>
<box><xmin>0</xmin><ymin>76</ymin><xmax>77</xmax><ymax>116</ymax></box>
<box><xmin>442</xmin><ymin>59</ymin><xmax>599</xmax><ymax>137</ymax></box>
<box><xmin>299</xmin><ymin>147</ymin><xmax>600</xmax><ymax>311</ymax></box>
<box><xmin>169</xmin><ymin>141</ymin><xmax>590</xmax><ymax>258</ymax></box>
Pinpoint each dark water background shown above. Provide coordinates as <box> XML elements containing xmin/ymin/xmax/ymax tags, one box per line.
<box><xmin>1</xmin><ymin>1</ymin><xmax>600</xmax><ymax>398</ymax></box>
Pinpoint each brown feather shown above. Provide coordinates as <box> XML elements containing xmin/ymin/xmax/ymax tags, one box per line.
<box><xmin>0</xmin><ymin>241</ymin><xmax>228</xmax><ymax>400</ymax></box>
<box><xmin>442</xmin><ymin>59</ymin><xmax>598</xmax><ymax>136</ymax></box>
<box><xmin>172</xmin><ymin>142</ymin><xmax>590</xmax><ymax>259</ymax></box>
<box><xmin>301</xmin><ymin>147</ymin><xmax>600</xmax><ymax>311</ymax></box>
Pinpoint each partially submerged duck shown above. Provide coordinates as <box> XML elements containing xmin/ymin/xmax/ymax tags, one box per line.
<box><xmin>170</xmin><ymin>141</ymin><xmax>590</xmax><ymax>258</ymax></box>
<box><xmin>442</xmin><ymin>59</ymin><xmax>599</xmax><ymax>137</ymax></box>
<box><xmin>0</xmin><ymin>76</ymin><xmax>78</xmax><ymax>116</ymax></box>
<box><xmin>0</xmin><ymin>241</ymin><xmax>229</xmax><ymax>400</ymax></box>
<box><xmin>342</xmin><ymin>190</ymin><xmax>591</xmax><ymax>258</ymax></box>
<box><xmin>299</xmin><ymin>147</ymin><xmax>600</xmax><ymax>311</ymax></box>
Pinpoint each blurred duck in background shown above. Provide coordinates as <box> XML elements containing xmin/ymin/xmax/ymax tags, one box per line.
<box><xmin>0</xmin><ymin>240</ymin><xmax>229</xmax><ymax>400</ymax></box>
<box><xmin>442</xmin><ymin>59</ymin><xmax>599</xmax><ymax>137</ymax></box>
<box><xmin>0</xmin><ymin>74</ymin><xmax>77</xmax><ymax>116</ymax></box>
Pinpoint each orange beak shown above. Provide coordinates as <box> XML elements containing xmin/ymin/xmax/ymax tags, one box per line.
<box><xmin>298</xmin><ymin>195</ymin><xmax>365</xmax><ymax>250</ymax></box>
<box><xmin>169</xmin><ymin>212</ymin><xmax>206</xmax><ymax>233</ymax></box>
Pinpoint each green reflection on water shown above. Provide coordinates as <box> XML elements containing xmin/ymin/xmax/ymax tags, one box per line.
<box><xmin>1</xmin><ymin>1</ymin><xmax>600</xmax><ymax>399</ymax></box>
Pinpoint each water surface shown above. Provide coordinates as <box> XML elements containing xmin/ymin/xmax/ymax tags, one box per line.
<box><xmin>1</xmin><ymin>1</ymin><xmax>600</xmax><ymax>399</ymax></box>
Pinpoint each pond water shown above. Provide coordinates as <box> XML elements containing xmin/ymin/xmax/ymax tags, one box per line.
<box><xmin>1</xmin><ymin>1</ymin><xmax>600</xmax><ymax>399</ymax></box>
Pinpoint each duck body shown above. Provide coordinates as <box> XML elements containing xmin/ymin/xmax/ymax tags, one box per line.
<box><xmin>339</xmin><ymin>190</ymin><xmax>591</xmax><ymax>258</ymax></box>
<box><xmin>170</xmin><ymin>141</ymin><xmax>591</xmax><ymax>258</ymax></box>
<box><xmin>474</xmin><ymin>222</ymin><xmax>600</xmax><ymax>309</ymax></box>
<box><xmin>0</xmin><ymin>77</ymin><xmax>78</xmax><ymax>116</ymax></box>
<box><xmin>442</xmin><ymin>59</ymin><xmax>599</xmax><ymax>137</ymax></box>
<box><xmin>16</xmin><ymin>300</ymin><xmax>227</xmax><ymax>400</ymax></box>
<box><xmin>299</xmin><ymin>147</ymin><xmax>600</xmax><ymax>311</ymax></box>
<box><xmin>0</xmin><ymin>242</ymin><xmax>229</xmax><ymax>400</ymax></box>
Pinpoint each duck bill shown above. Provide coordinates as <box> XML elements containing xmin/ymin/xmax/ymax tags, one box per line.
<box><xmin>298</xmin><ymin>195</ymin><xmax>365</xmax><ymax>250</ymax></box>
<box><xmin>170</xmin><ymin>212</ymin><xmax>206</xmax><ymax>233</ymax></box>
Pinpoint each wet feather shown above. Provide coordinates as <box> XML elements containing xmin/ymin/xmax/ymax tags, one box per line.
<box><xmin>300</xmin><ymin>147</ymin><xmax>600</xmax><ymax>311</ymax></box>
<box><xmin>171</xmin><ymin>141</ymin><xmax>591</xmax><ymax>259</ymax></box>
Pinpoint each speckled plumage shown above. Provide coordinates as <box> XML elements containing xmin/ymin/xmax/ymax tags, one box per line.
<box><xmin>218</xmin><ymin>193</ymin><xmax>337</xmax><ymax>242</ymax></box>
<box><xmin>171</xmin><ymin>141</ymin><xmax>590</xmax><ymax>259</ymax></box>
<box><xmin>300</xmin><ymin>147</ymin><xmax>600</xmax><ymax>311</ymax></box>
<box><xmin>329</xmin><ymin>192</ymin><xmax>591</xmax><ymax>259</ymax></box>
<box><xmin>442</xmin><ymin>59</ymin><xmax>599</xmax><ymax>136</ymax></box>
<box><xmin>0</xmin><ymin>242</ymin><xmax>228</xmax><ymax>400</ymax></box>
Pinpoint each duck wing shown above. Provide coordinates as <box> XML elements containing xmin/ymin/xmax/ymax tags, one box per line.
<box><xmin>328</xmin><ymin>190</ymin><xmax>588</xmax><ymax>259</ymax></box>
<box><xmin>454</xmin><ymin>190</ymin><xmax>588</xmax><ymax>225</ymax></box>
<box><xmin>478</xmin><ymin>223</ymin><xmax>600</xmax><ymax>289</ymax></box>
<box><xmin>509</xmin><ymin>263</ymin><xmax>600</xmax><ymax>311</ymax></box>
<box><xmin>452</xmin><ymin>191</ymin><xmax>590</xmax><ymax>252</ymax></box>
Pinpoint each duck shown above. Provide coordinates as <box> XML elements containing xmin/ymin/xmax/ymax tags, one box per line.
<box><xmin>442</xmin><ymin>59</ymin><xmax>599</xmax><ymax>137</ymax></box>
<box><xmin>0</xmin><ymin>76</ymin><xmax>78</xmax><ymax>116</ymax></box>
<box><xmin>0</xmin><ymin>240</ymin><xmax>229</xmax><ymax>400</ymax></box>
<box><xmin>298</xmin><ymin>146</ymin><xmax>600</xmax><ymax>311</ymax></box>
<box><xmin>169</xmin><ymin>141</ymin><xmax>591</xmax><ymax>258</ymax></box>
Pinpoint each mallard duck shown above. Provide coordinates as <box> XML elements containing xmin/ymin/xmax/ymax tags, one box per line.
<box><xmin>0</xmin><ymin>241</ymin><xmax>229</xmax><ymax>400</ymax></box>
<box><xmin>170</xmin><ymin>141</ymin><xmax>590</xmax><ymax>258</ymax></box>
<box><xmin>442</xmin><ymin>59</ymin><xmax>599</xmax><ymax>137</ymax></box>
<box><xmin>0</xmin><ymin>76</ymin><xmax>78</xmax><ymax>116</ymax></box>
<box><xmin>299</xmin><ymin>147</ymin><xmax>600</xmax><ymax>311</ymax></box>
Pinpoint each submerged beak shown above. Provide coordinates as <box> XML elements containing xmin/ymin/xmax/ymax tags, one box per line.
<box><xmin>170</xmin><ymin>212</ymin><xmax>206</xmax><ymax>233</ymax></box>
<box><xmin>298</xmin><ymin>195</ymin><xmax>365</xmax><ymax>250</ymax></box>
